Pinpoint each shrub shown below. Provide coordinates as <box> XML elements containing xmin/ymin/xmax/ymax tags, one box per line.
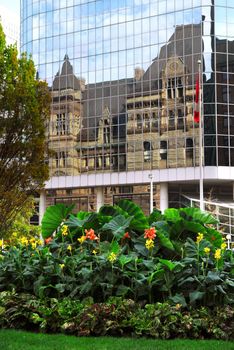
<box><xmin>0</xmin><ymin>292</ymin><xmax>233</xmax><ymax>340</ymax></box>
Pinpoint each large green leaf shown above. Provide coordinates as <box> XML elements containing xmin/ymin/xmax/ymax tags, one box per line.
<box><xmin>98</xmin><ymin>205</ymin><xmax>118</xmax><ymax>217</ymax></box>
<box><xmin>116</xmin><ymin>199</ymin><xmax>148</xmax><ymax>231</ymax></box>
<box><xmin>119</xmin><ymin>255</ymin><xmax>133</xmax><ymax>268</ymax></box>
<box><xmin>65</xmin><ymin>212</ymin><xmax>98</xmax><ymax>232</ymax></box>
<box><xmin>184</xmin><ymin>237</ymin><xmax>198</xmax><ymax>258</ymax></box>
<box><xmin>110</xmin><ymin>240</ymin><xmax>120</xmax><ymax>254</ymax></box>
<box><xmin>169</xmin><ymin>293</ymin><xmax>187</xmax><ymax>307</ymax></box>
<box><xmin>159</xmin><ymin>259</ymin><xmax>177</xmax><ymax>271</ymax></box>
<box><xmin>65</xmin><ymin>214</ymin><xmax>88</xmax><ymax>230</ymax></box>
<box><xmin>183</xmin><ymin>221</ymin><xmax>206</xmax><ymax>234</ymax></box>
<box><xmin>206</xmin><ymin>271</ymin><xmax>222</xmax><ymax>283</ymax></box>
<box><xmin>101</xmin><ymin>214</ymin><xmax>133</xmax><ymax>240</ymax></box>
<box><xmin>41</xmin><ymin>203</ymin><xmax>74</xmax><ymax>239</ymax></box>
<box><xmin>205</xmin><ymin>227</ymin><xmax>223</xmax><ymax>248</ymax></box>
<box><xmin>156</xmin><ymin>230</ymin><xmax>174</xmax><ymax>251</ymax></box>
<box><xmin>148</xmin><ymin>209</ymin><xmax>162</xmax><ymax>225</ymax></box>
<box><xmin>189</xmin><ymin>290</ymin><xmax>205</xmax><ymax>304</ymax></box>
<box><xmin>180</xmin><ymin>207</ymin><xmax>218</xmax><ymax>225</ymax></box>
<box><xmin>163</xmin><ymin>208</ymin><xmax>181</xmax><ymax>222</ymax></box>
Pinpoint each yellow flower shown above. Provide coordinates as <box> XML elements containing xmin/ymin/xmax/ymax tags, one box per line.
<box><xmin>30</xmin><ymin>238</ymin><xmax>35</xmax><ymax>244</ymax></box>
<box><xmin>67</xmin><ymin>245</ymin><xmax>72</xmax><ymax>252</ymax></box>
<box><xmin>196</xmin><ymin>233</ymin><xmax>204</xmax><ymax>244</ymax></box>
<box><xmin>108</xmin><ymin>252</ymin><xmax>117</xmax><ymax>263</ymax></box>
<box><xmin>92</xmin><ymin>250</ymin><xmax>97</xmax><ymax>255</ymax></box>
<box><xmin>145</xmin><ymin>239</ymin><xmax>154</xmax><ymax>250</ymax></box>
<box><xmin>37</xmin><ymin>239</ymin><xmax>43</xmax><ymax>246</ymax></box>
<box><xmin>61</xmin><ymin>225</ymin><xmax>69</xmax><ymax>236</ymax></box>
<box><xmin>221</xmin><ymin>242</ymin><xmax>227</xmax><ymax>250</ymax></box>
<box><xmin>20</xmin><ymin>237</ymin><xmax>29</xmax><ymax>246</ymax></box>
<box><xmin>0</xmin><ymin>239</ymin><xmax>4</xmax><ymax>247</ymax></box>
<box><xmin>214</xmin><ymin>249</ymin><xmax>222</xmax><ymax>260</ymax></box>
<box><xmin>31</xmin><ymin>242</ymin><xmax>37</xmax><ymax>249</ymax></box>
<box><xmin>78</xmin><ymin>235</ymin><xmax>86</xmax><ymax>244</ymax></box>
<box><xmin>204</xmin><ymin>247</ymin><xmax>210</xmax><ymax>255</ymax></box>
<box><xmin>59</xmin><ymin>263</ymin><xmax>65</xmax><ymax>269</ymax></box>
<box><xmin>12</xmin><ymin>232</ymin><xmax>17</xmax><ymax>238</ymax></box>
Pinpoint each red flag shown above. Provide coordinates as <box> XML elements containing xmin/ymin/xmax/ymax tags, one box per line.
<box><xmin>194</xmin><ymin>75</ymin><xmax>200</xmax><ymax>123</ymax></box>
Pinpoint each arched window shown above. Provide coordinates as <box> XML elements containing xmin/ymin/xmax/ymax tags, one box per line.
<box><xmin>186</xmin><ymin>138</ymin><xmax>194</xmax><ymax>158</ymax></box>
<box><xmin>160</xmin><ymin>140</ymin><xmax>167</xmax><ymax>160</ymax></box>
<box><xmin>144</xmin><ymin>141</ymin><xmax>152</xmax><ymax>162</ymax></box>
<box><xmin>137</xmin><ymin>114</ymin><xmax>142</xmax><ymax>129</ymax></box>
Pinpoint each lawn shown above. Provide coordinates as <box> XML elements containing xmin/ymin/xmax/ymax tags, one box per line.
<box><xmin>0</xmin><ymin>330</ymin><xmax>233</xmax><ymax>350</ymax></box>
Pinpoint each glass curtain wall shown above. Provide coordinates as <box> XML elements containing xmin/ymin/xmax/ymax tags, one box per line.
<box><xmin>20</xmin><ymin>0</ymin><xmax>234</xmax><ymax>178</ymax></box>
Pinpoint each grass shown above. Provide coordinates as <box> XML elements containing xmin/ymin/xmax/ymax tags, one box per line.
<box><xmin>0</xmin><ymin>330</ymin><xmax>233</xmax><ymax>350</ymax></box>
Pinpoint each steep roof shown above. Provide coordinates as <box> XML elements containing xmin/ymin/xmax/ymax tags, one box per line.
<box><xmin>52</xmin><ymin>54</ymin><xmax>82</xmax><ymax>91</ymax></box>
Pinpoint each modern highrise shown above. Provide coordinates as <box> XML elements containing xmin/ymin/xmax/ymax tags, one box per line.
<box><xmin>21</xmin><ymin>1</ymin><xmax>234</xmax><ymax>235</ymax></box>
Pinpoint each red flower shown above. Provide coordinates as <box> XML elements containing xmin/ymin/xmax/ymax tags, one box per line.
<box><xmin>144</xmin><ymin>227</ymin><xmax>156</xmax><ymax>240</ymax></box>
<box><xmin>45</xmin><ymin>237</ymin><xmax>52</xmax><ymax>244</ymax></box>
<box><xmin>85</xmin><ymin>228</ymin><xmax>98</xmax><ymax>241</ymax></box>
<box><xmin>123</xmin><ymin>232</ymin><xmax>130</xmax><ymax>239</ymax></box>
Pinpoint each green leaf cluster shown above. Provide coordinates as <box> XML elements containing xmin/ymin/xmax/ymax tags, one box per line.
<box><xmin>0</xmin><ymin>292</ymin><xmax>233</xmax><ymax>340</ymax></box>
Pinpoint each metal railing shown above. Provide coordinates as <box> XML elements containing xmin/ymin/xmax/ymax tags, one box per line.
<box><xmin>180</xmin><ymin>194</ymin><xmax>234</xmax><ymax>248</ymax></box>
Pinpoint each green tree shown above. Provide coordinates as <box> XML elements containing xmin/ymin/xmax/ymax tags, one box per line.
<box><xmin>0</xmin><ymin>24</ymin><xmax>50</xmax><ymax>236</ymax></box>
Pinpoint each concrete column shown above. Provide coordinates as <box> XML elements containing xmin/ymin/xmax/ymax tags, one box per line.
<box><xmin>160</xmin><ymin>182</ymin><xmax>168</xmax><ymax>213</ymax></box>
<box><xmin>39</xmin><ymin>189</ymin><xmax>46</xmax><ymax>225</ymax></box>
<box><xmin>96</xmin><ymin>187</ymin><xmax>104</xmax><ymax>212</ymax></box>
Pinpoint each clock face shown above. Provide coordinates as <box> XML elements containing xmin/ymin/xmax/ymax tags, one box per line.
<box><xmin>169</xmin><ymin>62</ymin><xmax>178</xmax><ymax>70</ymax></box>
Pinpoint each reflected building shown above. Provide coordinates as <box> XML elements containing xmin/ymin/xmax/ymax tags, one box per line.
<box><xmin>21</xmin><ymin>0</ymin><xmax>234</xmax><ymax>230</ymax></box>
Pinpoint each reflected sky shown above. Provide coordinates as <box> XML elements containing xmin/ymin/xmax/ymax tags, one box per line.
<box><xmin>20</xmin><ymin>0</ymin><xmax>234</xmax><ymax>85</ymax></box>
<box><xmin>25</xmin><ymin>1</ymin><xmax>203</xmax><ymax>84</ymax></box>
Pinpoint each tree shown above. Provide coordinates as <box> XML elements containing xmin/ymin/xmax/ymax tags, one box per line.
<box><xmin>0</xmin><ymin>24</ymin><xmax>50</xmax><ymax>236</ymax></box>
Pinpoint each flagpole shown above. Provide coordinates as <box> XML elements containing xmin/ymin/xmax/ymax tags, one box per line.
<box><xmin>198</xmin><ymin>59</ymin><xmax>204</xmax><ymax>211</ymax></box>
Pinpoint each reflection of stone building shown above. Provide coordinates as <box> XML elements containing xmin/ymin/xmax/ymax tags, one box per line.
<box><xmin>43</xmin><ymin>22</ymin><xmax>234</xmax><ymax>221</ymax></box>
<box><xmin>48</xmin><ymin>55</ymin><xmax>84</xmax><ymax>176</ymax></box>
<box><xmin>21</xmin><ymin>0</ymin><xmax>234</xmax><ymax>237</ymax></box>
<box><xmin>127</xmin><ymin>56</ymin><xmax>199</xmax><ymax>171</ymax></box>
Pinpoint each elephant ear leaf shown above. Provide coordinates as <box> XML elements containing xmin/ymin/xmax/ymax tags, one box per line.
<box><xmin>117</xmin><ymin>199</ymin><xmax>148</xmax><ymax>231</ymax></box>
<box><xmin>156</xmin><ymin>230</ymin><xmax>174</xmax><ymax>251</ymax></box>
<box><xmin>41</xmin><ymin>203</ymin><xmax>74</xmax><ymax>239</ymax></box>
<box><xmin>101</xmin><ymin>214</ymin><xmax>133</xmax><ymax>240</ymax></box>
<box><xmin>180</xmin><ymin>207</ymin><xmax>218</xmax><ymax>225</ymax></box>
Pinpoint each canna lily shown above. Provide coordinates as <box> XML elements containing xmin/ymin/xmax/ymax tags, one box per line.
<box><xmin>123</xmin><ymin>232</ymin><xmax>130</xmax><ymax>239</ymax></box>
<box><xmin>108</xmin><ymin>252</ymin><xmax>117</xmax><ymax>263</ymax></box>
<box><xmin>145</xmin><ymin>239</ymin><xmax>154</xmax><ymax>250</ymax></box>
<box><xmin>61</xmin><ymin>225</ymin><xmax>69</xmax><ymax>236</ymax></box>
<box><xmin>67</xmin><ymin>245</ymin><xmax>72</xmax><ymax>252</ymax></box>
<box><xmin>45</xmin><ymin>237</ymin><xmax>53</xmax><ymax>244</ymax></box>
<box><xmin>196</xmin><ymin>233</ymin><xmax>204</xmax><ymax>244</ymax></box>
<box><xmin>214</xmin><ymin>248</ymin><xmax>221</xmax><ymax>260</ymax></box>
<box><xmin>221</xmin><ymin>242</ymin><xmax>227</xmax><ymax>250</ymax></box>
<box><xmin>204</xmin><ymin>247</ymin><xmax>210</xmax><ymax>255</ymax></box>
<box><xmin>31</xmin><ymin>242</ymin><xmax>37</xmax><ymax>249</ymax></box>
<box><xmin>85</xmin><ymin>228</ymin><xmax>98</xmax><ymax>241</ymax></box>
<box><xmin>20</xmin><ymin>237</ymin><xmax>29</xmax><ymax>246</ymax></box>
<box><xmin>78</xmin><ymin>235</ymin><xmax>86</xmax><ymax>244</ymax></box>
<box><xmin>144</xmin><ymin>227</ymin><xmax>156</xmax><ymax>240</ymax></box>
